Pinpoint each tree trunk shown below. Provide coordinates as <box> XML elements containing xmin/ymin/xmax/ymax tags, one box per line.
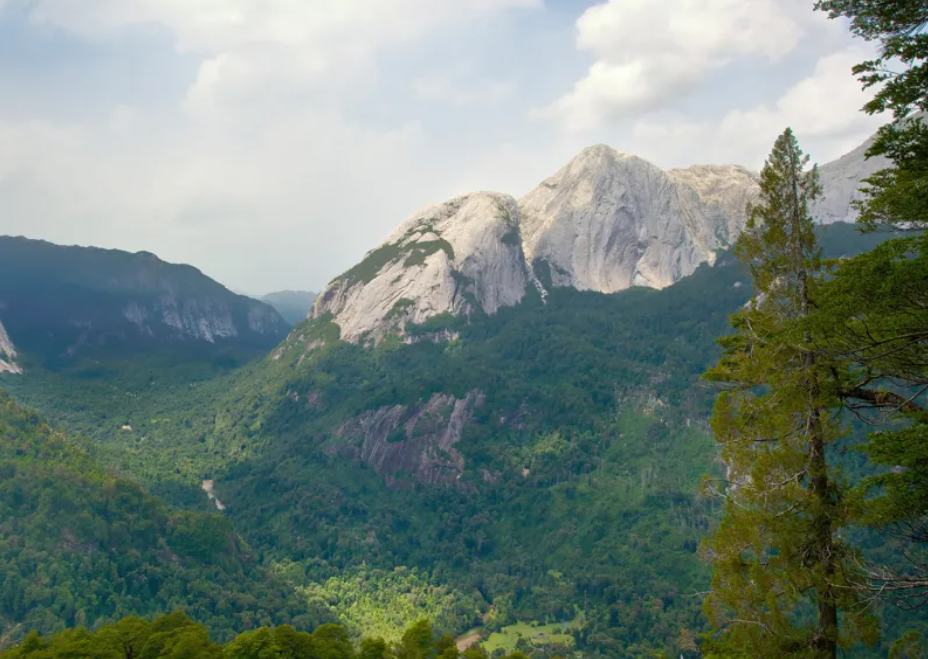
<box><xmin>788</xmin><ymin>138</ymin><xmax>838</xmax><ymax>659</ymax></box>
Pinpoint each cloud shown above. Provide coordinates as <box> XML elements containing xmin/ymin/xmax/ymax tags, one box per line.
<box><xmin>23</xmin><ymin>0</ymin><xmax>542</xmax><ymax>54</ymax></box>
<box><xmin>0</xmin><ymin>0</ymin><xmax>543</xmax><ymax>293</ymax></box>
<box><xmin>413</xmin><ymin>77</ymin><xmax>516</xmax><ymax>108</ymax></box>
<box><xmin>541</xmin><ymin>0</ymin><xmax>825</xmax><ymax>130</ymax></box>
<box><xmin>628</xmin><ymin>47</ymin><xmax>885</xmax><ymax>168</ymax></box>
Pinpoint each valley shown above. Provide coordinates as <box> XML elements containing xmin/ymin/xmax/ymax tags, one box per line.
<box><xmin>0</xmin><ymin>131</ymin><xmax>923</xmax><ymax>659</ymax></box>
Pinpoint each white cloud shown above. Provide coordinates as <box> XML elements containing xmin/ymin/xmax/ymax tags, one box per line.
<box><xmin>542</xmin><ymin>0</ymin><xmax>825</xmax><ymax>130</ymax></box>
<box><xmin>413</xmin><ymin>77</ymin><xmax>516</xmax><ymax>108</ymax></box>
<box><xmin>0</xmin><ymin>0</ymin><xmax>543</xmax><ymax>292</ymax></box>
<box><xmin>628</xmin><ymin>48</ymin><xmax>885</xmax><ymax>168</ymax></box>
<box><xmin>25</xmin><ymin>0</ymin><xmax>542</xmax><ymax>54</ymax></box>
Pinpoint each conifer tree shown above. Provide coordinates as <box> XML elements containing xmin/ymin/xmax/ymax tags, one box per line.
<box><xmin>702</xmin><ymin>129</ymin><xmax>877</xmax><ymax>659</ymax></box>
<box><xmin>814</xmin><ymin>0</ymin><xmax>928</xmax><ymax>607</ymax></box>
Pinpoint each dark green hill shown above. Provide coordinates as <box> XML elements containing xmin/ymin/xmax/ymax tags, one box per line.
<box><xmin>0</xmin><ymin>236</ymin><xmax>288</xmax><ymax>372</ymax></box>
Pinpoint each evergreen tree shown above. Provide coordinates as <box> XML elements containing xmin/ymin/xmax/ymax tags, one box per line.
<box><xmin>814</xmin><ymin>0</ymin><xmax>928</xmax><ymax>606</ymax></box>
<box><xmin>702</xmin><ymin>129</ymin><xmax>876</xmax><ymax>659</ymax></box>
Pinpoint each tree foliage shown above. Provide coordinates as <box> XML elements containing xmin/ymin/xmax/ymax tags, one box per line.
<box><xmin>702</xmin><ymin>130</ymin><xmax>876</xmax><ymax>658</ymax></box>
<box><xmin>815</xmin><ymin>0</ymin><xmax>928</xmax><ymax>608</ymax></box>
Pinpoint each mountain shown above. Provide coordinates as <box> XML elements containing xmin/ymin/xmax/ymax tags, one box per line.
<box><xmin>667</xmin><ymin>164</ymin><xmax>760</xmax><ymax>234</ymax></box>
<box><xmin>313</xmin><ymin>192</ymin><xmax>532</xmax><ymax>342</ymax></box>
<box><xmin>22</xmin><ymin>224</ymin><xmax>900</xmax><ymax>657</ymax></box>
<box><xmin>0</xmin><ymin>236</ymin><xmax>288</xmax><ymax>369</ymax></box>
<box><xmin>310</xmin><ymin>134</ymin><xmax>885</xmax><ymax>345</ymax></box>
<box><xmin>261</xmin><ymin>290</ymin><xmax>318</xmax><ymax>325</ymax></box>
<box><xmin>0</xmin><ymin>131</ymin><xmax>910</xmax><ymax>658</ymax></box>
<box><xmin>813</xmin><ymin>134</ymin><xmax>891</xmax><ymax>223</ymax></box>
<box><xmin>520</xmin><ymin>145</ymin><xmax>738</xmax><ymax>293</ymax></box>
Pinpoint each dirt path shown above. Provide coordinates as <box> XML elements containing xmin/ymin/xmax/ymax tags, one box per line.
<box><xmin>456</xmin><ymin>632</ymin><xmax>481</xmax><ymax>651</ymax></box>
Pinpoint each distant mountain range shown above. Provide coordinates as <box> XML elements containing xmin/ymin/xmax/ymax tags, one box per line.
<box><xmin>0</xmin><ymin>236</ymin><xmax>288</xmax><ymax>372</ymax></box>
<box><xmin>261</xmin><ymin>290</ymin><xmax>318</xmax><ymax>325</ymax></box>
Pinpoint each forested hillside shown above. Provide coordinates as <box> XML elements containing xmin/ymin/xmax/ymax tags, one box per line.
<box><xmin>0</xmin><ymin>391</ymin><xmax>327</xmax><ymax>641</ymax></box>
<box><xmin>0</xmin><ymin>237</ymin><xmax>288</xmax><ymax>374</ymax></box>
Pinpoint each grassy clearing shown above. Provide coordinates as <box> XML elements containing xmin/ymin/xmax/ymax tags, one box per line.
<box><xmin>482</xmin><ymin>616</ymin><xmax>582</xmax><ymax>654</ymax></box>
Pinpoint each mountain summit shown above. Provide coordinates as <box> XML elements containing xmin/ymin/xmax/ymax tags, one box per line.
<box><xmin>313</xmin><ymin>192</ymin><xmax>531</xmax><ymax>342</ymax></box>
<box><xmin>520</xmin><ymin>145</ymin><xmax>738</xmax><ymax>293</ymax></box>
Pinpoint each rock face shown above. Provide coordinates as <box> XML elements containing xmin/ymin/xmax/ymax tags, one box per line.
<box><xmin>0</xmin><ymin>236</ymin><xmax>288</xmax><ymax>362</ymax></box>
<box><xmin>0</xmin><ymin>318</ymin><xmax>21</xmax><ymax>374</ymax></box>
<box><xmin>313</xmin><ymin>193</ymin><xmax>529</xmax><ymax>342</ymax></box>
<box><xmin>813</xmin><ymin>135</ymin><xmax>891</xmax><ymax>224</ymax></box>
<box><xmin>668</xmin><ymin>164</ymin><xmax>760</xmax><ymax>236</ymax></box>
<box><xmin>306</xmin><ymin>131</ymin><xmax>889</xmax><ymax>345</ymax></box>
<box><xmin>329</xmin><ymin>390</ymin><xmax>484</xmax><ymax>488</ymax></box>
<box><xmin>519</xmin><ymin>145</ymin><xmax>736</xmax><ymax>292</ymax></box>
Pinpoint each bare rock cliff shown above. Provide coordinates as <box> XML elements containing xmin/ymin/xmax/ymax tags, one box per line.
<box><xmin>519</xmin><ymin>145</ymin><xmax>734</xmax><ymax>292</ymax></box>
<box><xmin>312</xmin><ymin>193</ymin><xmax>529</xmax><ymax>342</ymax></box>
<box><xmin>0</xmin><ymin>318</ymin><xmax>21</xmax><ymax>374</ymax></box>
<box><xmin>329</xmin><ymin>390</ymin><xmax>484</xmax><ymax>488</ymax></box>
<box><xmin>304</xmin><ymin>131</ymin><xmax>887</xmax><ymax>346</ymax></box>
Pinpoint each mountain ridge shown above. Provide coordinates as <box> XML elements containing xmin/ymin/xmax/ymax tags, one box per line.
<box><xmin>0</xmin><ymin>235</ymin><xmax>289</xmax><ymax>368</ymax></box>
<box><xmin>308</xmin><ymin>133</ymin><xmax>882</xmax><ymax>345</ymax></box>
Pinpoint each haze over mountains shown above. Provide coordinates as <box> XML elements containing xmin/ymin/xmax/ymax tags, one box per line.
<box><xmin>0</xmin><ymin>237</ymin><xmax>288</xmax><ymax>372</ymax></box>
<box><xmin>261</xmin><ymin>290</ymin><xmax>319</xmax><ymax>325</ymax></box>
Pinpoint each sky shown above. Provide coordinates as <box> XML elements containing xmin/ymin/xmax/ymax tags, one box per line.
<box><xmin>0</xmin><ymin>0</ymin><xmax>886</xmax><ymax>295</ymax></box>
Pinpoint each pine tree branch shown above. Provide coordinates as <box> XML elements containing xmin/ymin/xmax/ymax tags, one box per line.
<box><xmin>839</xmin><ymin>386</ymin><xmax>925</xmax><ymax>412</ymax></box>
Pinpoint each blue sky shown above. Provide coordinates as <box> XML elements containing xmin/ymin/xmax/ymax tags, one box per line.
<box><xmin>0</xmin><ymin>0</ymin><xmax>885</xmax><ymax>294</ymax></box>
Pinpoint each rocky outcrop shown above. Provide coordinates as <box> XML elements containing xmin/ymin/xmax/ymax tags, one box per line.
<box><xmin>813</xmin><ymin>135</ymin><xmax>891</xmax><ymax>224</ymax></box>
<box><xmin>671</xmin><ymin>136</ymin><xmax>893</xmax><ymax>227</ymax></box>
<box><xmin>123</xmin><ymin>297</ymin><xmax>261</xmax><ymax>343</ymax></box>
<box><xmin>313</xmin><ymin>193</ymin><xmax>529</xmax><ymax>342</ymax></box>
<box><xmin>668</xmin><ymin>164</ymin><xmax>760</xmax><ymax>237</ymax></box>
<box><xmin>0</xmin><ymin>318</ymin><xmax>21</xmax><ymax>374</ymax></box>
<box><xmin>519</xmin><ymin>145</ymin><xmax>735</xmax><ymax>292</ymax></box>
<box><xmin>329</xmin><ymin>390</ymin><xmax>484</xmax><ymax>488</ymax></box>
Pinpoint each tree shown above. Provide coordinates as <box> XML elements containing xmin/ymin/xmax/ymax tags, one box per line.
<box><xmin>95</xmin><ymin>617</ymin><xmax>153</xmax><ymax>659</ymax></box>
<box><xmin>702</xmin><ymin>128</ymin><xmax>876</xmax><ymax>658</ymax></box>
<box><xmin>310</xmin><ymin>625</ymin><xmax>354</xmax><ymax>659</ymax></box>
<box><xmin>814</xmin><ymin>0</ymin><xmax>928</xmax><ymax>608</ymax></box>
<box><xmin>358</xmin><ymin>638</ymin><xmax>389</xmax><ymax>659</ymax></box>
<box><xmin>394</xmin><ymin>621</ymin><xmax>433</xmax><ymax>659</ymax></box>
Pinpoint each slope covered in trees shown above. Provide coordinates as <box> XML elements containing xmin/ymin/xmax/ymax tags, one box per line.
<box><xmin>0</xmin><ymin>391</ymin><xmax>326</xmax><ymax>642</ymax></box>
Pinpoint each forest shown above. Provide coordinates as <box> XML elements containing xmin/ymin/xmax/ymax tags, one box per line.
<box><xmin>0</xmin><ymin>614</ymin><xmax>518</xmax><ymax>659</ymax></box>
